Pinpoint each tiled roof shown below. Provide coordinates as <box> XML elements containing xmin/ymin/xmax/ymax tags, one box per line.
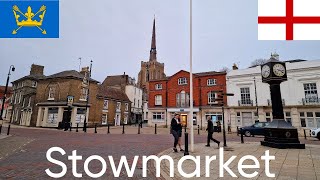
<box><xmin>102</xmin><ymin>75</ymin><xmax>128</xmax><ymax>86</ymax></box>
<box><xmin>45</xmin><ymin>70</ymin><xmax>99</xmax><ymax>83</ymax></box>
<box><xmin>97</xmin><ymin>86</ymin><xmax>131</xmax><ymax>102</ymax></box>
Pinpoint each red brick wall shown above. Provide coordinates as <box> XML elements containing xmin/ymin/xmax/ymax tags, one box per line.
<box><xmin>148</xmin><ymin>70</ymin><xmax>227</xmax><ymax>108</ymax></box>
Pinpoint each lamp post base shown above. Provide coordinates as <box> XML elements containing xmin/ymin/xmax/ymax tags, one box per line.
<box><xmin>261</xmin><ymin>120</ymin><xmax>305</xmax><ymax>149</ymax></box>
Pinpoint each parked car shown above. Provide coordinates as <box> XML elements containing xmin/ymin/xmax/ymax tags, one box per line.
<box><xmin>310</xmin><ymin>128</ymin><xmax>320</xmax><ymax>140</ymax></box>
<box><xmin>239</xmin><ymin>122</ymin><xmax>270</xmax><ymax>137</ymax></box>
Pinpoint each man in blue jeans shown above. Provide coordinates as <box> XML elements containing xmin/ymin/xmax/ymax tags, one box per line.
<box><xmin>206</xmin><ymin>116</ymin><xmax>220</xmax><ymax>147</ymax></box>
<box><xmin>170</xmin><ymin>113</ymin><xmax>184</xmax><ymax>152</ymax></box>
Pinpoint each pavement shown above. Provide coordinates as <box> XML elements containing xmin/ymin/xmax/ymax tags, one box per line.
<box><xmin>158</xmin><ymin>142</ymin><xmax>320</xmax><ymax>180</ymax></box>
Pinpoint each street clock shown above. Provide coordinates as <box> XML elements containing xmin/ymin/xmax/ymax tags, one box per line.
<box><xmin>261</xmin><ymin>57</ymin><xmax>287</xmax><ymax>84</ymax></box>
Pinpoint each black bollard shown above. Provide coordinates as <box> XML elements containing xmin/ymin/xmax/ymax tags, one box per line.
<box><xmin>138</xmin><ymin>124</ymin><xmax>140</xmax><ymax>134</ymax></box>
<box><xmin>107</xmin><ymin>124</ymin><xmax>110</xmax><ymax>134</ymax></box>
<box><xmin>0</xmin><ymin>125</ymin><xmax>2</xmax><ymax>134</ymax></box>
<box><xmin>184</xmin><ymin>126</ymin><xmax>187</xmax><ymax>133</ymax></box>
<box><xmin>184</xmin><ymin>132</ymin><xmax>189</xmax><ymax>156</ymax></box>
<box><xmin>69</xmin><ymin>122</ymin><xmax>72</xmax><ymax>131</ymax></box>
<box><xmin>155</xmin><ymin>124</ymin><xmax>157</xmax><ymax>134</ymax></box>
<box><xmin>122</xmin><ymin>123</ymin><xmax>125</xmax><ymax>134</ymax></box>
<box><xmin>198</xmin><ymin>125</ymin><xmax>200</xmax><ymax>135</ymax></box>
<box><xmin>7</xmin><ymin>125</ymin><xmax>11</xmax><ymax>135</ymax></box>
<box><xmin>76</xmin><ymin>123</ymin><xmax>79</xmax><ymax>132</ymax></box>
<box><xmin>304</xmin><ymin>129</ymin><xmax>306</xmax><ymax>140</ymax></box>
<box><xmin>240</xmin><ymin>129</ymin><xmax>244</xmax><ymax>144</ymax></box>
<box><xmin>95</xmin><ymin>123</ymin><xmax>97</xmax><ymax>133</ymax></box>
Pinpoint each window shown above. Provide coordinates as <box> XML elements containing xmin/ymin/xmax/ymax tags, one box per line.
<box><xmin>316</xmin><ymin>112</ymin><xmax>320</xmax><ymax>128</ymax></box>
<box><xmin>48</xmin><ymin>107</ymin><xmax>58</xmax><ymax>124</ymax></box>
<box><xmin>240</xmin><ymin>87</ymin><xmax>251</xmax><ymax>105</ymax></box>
<box><xmin>125</xmin><ymin>103</ymin><xmax>129</xmax><ymax>111</ymax></box>
<box><xmin>155</xmin><ymin>84</ymin><xmax>162</xmax><ymax>90</ymax></box>
<box><xmin>300</xmin><ymin>112</ymin><xmax>306</xmax><ymax>127</ymax></box>
<box><xmin>285</xmin><ymin>112</ymin><xmax>291</xmax><ymax>124</ymax></box>
<box><xmin>116</xmin><ymin>102</ymin><xmax>121</xmax><ymax>111</ymax></box>
<box><xmin>48</xmin><ymin>87</ymin><xmax>55</xmax><ymax>100</ymax></box>
<box><xmin>21</xmin><ymin>82</ymin><xmax>24</xmax><ymax>87</ymax></box>
<box><xmin>123</xmin><ymin>114</ymin><xmax>128</xmax><ymax>124</ymax></box>
<box><xmin>178</xmin><ymin>77</ymin><xmax>187</xmax><ymax>85</ymax></box>
<box><xmin>76</xmin><ymin>108</ymin><xmax>86</xmax><ymax>124</ymax></box>
<box><xmin>101</xmin><ymin>114</ymin><xmax>107</xmax><ymax>125</ymax></box>
<box><xmin>306</xmin><ymin>112</ymin><xmax>315</xmax><ymax>128</ymax></box>
<box><xmin>103</xmin><ymin>100</ymin><xmax>108</xmax><ymax>110</ymax></box>
<box><xmin>155</xmin><ymin>95</ymin><xmax>162</xmax><ymax>106</ymax></box>
<box><xmin>176</xmin><ymin>91</ymin><xmax>190</xmax><ymax>107</ymax></box>
<box><xmin>80</xmin><ymin>88</ymin><xmax>88</xmax><ymax>101</ymax></box>
<box><xmin>266</xmin><ymin>112</ymin><xmax>272</xmax><ymax>122</ymax></box>
<box><xmin>32</xmin><ymin>81</ymin><xmax>37</xmax><ymax>87</ymax></box>
<box><xmin>304</xmin><ymin>83</ymin><xmax>318</xmax><ymax>102</ymax></box>
<box><xmin>208</xmin><ymin>91</ymin><xmax>217</xmax><ymax>104</ymax></box>
<box><xmin>207</xmin><ymin>79</ymin><xmax>217</xmax><ymax>86</ymax></box>
<box><xmin>152</xmin><ymin>112</ymin><xmax>165</xmax><ymax>122</ymax></box>
<box><xmin>18</xmin><ymin>91</ymin><xmax>22</xmax><ymax>104</ymax></box>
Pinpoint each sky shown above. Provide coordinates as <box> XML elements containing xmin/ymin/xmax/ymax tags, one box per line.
<box><xmin>1</xmin><ymin>0</ymin><xmax>320</xmax><ymax>85</ymax></box>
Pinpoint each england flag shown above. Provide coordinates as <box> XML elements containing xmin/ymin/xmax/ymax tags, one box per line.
<box><xmin>258</xmin><ymin>0</ymin><xmax>320</xmax><ymax>40</ymax></box>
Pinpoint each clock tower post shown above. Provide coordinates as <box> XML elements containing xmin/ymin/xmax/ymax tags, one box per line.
<box><xmin>260</xmin><ymin>54</ymin><xmax>305</xmax><ymax>149</ymax></box>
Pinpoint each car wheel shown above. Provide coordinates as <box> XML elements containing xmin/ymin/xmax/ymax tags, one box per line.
<box><xmin>245</xmin><ymin>131</ymin><xmax>251</xmax><ymax>137</ymax></box>
<box><xmin>317</xmin><ymin>132</ymin><xmax>320</xmax><ymax>140</ymax></box>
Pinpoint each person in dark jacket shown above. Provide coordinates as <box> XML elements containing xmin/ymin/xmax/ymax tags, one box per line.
<box><xmin>206</xmin><ymin>116</ymin><xmax>220</xmax><ymax>147</ymax></box>
<box><xmin>171</xmin><ymin>113</ymin><xmax>184</xmax><ymax>152</ymax></box>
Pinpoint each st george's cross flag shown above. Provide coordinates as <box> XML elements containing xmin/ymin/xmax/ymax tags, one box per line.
<box><xmin>258</xmin><ymin>0</ymin><xmax>320</xmax><ymax>40</ymax></box>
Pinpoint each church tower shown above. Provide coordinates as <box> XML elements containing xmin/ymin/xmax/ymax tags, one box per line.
<box><xmin>138</xmin><ymin>17</ymin><xmax>166</xmax><ymax>95</ymax></box>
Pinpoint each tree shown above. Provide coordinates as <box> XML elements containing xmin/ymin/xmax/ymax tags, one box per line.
<box><xmin>220</xmin><ymin>66</ymin><xmax>230</xmax><ymax>72</ymax></box>
<box><xmin>250</xmin><ymin>58</ymin><xmax>269</xmax><ymax>67</ymax></box>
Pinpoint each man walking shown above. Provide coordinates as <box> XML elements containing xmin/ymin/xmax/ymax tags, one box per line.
<box><xmin>206</xmin><ymin>116</ymin><xmax>220</xmax><ymax>147</ymax></box>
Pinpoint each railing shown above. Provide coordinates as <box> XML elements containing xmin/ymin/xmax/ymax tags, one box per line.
<box><xmin>267</xmin><ymin>99</ymin><xmax>285</xmax><ymax>106</ymax></box>
<box><xmin>238</xmin><ymin>100</ymin><xmax>253</xmax><ymax>106</ymax></box>
<box><xmin>302</xmin><ymin>98</ymin><xmax>320</xmax><ymax>105</ymax></box>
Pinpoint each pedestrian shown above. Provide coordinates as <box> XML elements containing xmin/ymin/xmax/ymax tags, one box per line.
<box><xmin>228</xmin><ymin>120</ymin><xmax>231</xmax><ymax>133</ymax></box>
<box><xmin>206</xmin><ymin>116</ymin><xmax>220</xmax><ymax>147</ymax></box>
<box><xmin>217</xmin><ymin>120</ymin><xmax>221</xmax><ymax>133</ymax></box>
<box><xmin>170</xmin><ymin>113</ymin><xmax>184</xmax><ymax>152</ymax></box>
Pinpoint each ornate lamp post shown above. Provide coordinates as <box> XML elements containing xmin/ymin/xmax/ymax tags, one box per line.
<box><xmin>0</xmin><ymin>65</ymin><xmax>15</xmax><ymax>122</ymax></box>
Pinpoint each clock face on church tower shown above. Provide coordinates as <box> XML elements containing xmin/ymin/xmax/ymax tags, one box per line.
<box><xmin>273</xmin><ymin>63</ymin><xmax>286</xmax><ymax>77</ymax></box>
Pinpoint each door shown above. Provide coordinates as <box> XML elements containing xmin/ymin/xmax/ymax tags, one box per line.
<box><xmin>62</xmin><ymin>107</ymin><xmax>72</xmax><ymax>128</ymax></box>
<box><xmin>242</xmin><ymin>112</ymin><xmax>253</xmax><ymax>127</ymax></box>
<box><xmin>115</xmin><ymin>113</ymin><xmax>121</xmax><ymax>126</ymax></box>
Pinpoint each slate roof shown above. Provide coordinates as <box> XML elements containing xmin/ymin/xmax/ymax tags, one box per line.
<box><xmin>13</xmin><ymin>74</ymin><xmax>46</xmax><ymax>83</ymax></box>
<box><xmin>194</xmin><ymin>71</ymin><xmax>226</xmax><ymax>76</ymax></box>
<box><xmin>101</xmin><ymin>75</ymin><xmax>128</xmax><ymax>86</ymax></box>
<box><xmin>45</xmin><ymin>70</ymin><xmax>99</xmax><ymax>83</ymax></box>
<box><xmin>97</xmin><ymin>86</ymin><xmax>131</xmax><ymax>102</ymax></box>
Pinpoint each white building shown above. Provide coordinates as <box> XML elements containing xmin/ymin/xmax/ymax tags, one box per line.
<box><xmin>227</xmin><ymin>59</ymin><xmax>320</xmax><ymax>132</ymax></box>
<box><xmin>125</xmin><ymin>81</ymin><xmax>143</xmax><ymax>124</ymax></box>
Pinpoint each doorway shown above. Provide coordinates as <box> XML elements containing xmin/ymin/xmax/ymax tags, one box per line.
<box><xmin>115</xmin><ymin>113</ymin><xmax>121</xmax><ymax>126</ymax></box>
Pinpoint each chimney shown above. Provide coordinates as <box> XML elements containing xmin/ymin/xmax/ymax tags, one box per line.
<box><xmin>30</xmin><ymin>64</ymin><xmax>44</xmax><ymax>75</ymax></box>
<box><xmin>80</xmin><ymin>67</ymin><xmax>89</xmax><ymax>76</ymax></box>
<box><xmin>232</xmin><ymin>63</ymin><xmax>238</xmax><ymax>70</ymax></box>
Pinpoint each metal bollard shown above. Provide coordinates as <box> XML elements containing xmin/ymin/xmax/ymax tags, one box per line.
<box><xmin>7</xmin><ymin>125</ymin><xmax>11</xmax><ymax>135</ymax></box>
<box><xmin>304</xmin><ymin>129</ymin><xmax>307</xmax><ymax>140</ymax></box>
<box><xmin>94</xmin><ymin>123</ymin><xmax>97</xmax><ymax>133</ymax></box>
<box><xmin>184</xmin><ymin>126</ymin><xmax>187</xmax><ymax>133</ymax></box>
<box><xmin>138</xmin><ymin>123</ymin><xmax>140</xmax><ymax>134</ymax></box>
<box><xmin>198</xmin><ymin>125</ymin><xmax>200</xmax><ymax>135</ymax></box>
<box><xmin>240</xmin><ymin>129</ymin><xmax>244</xmax><ymax>144</ymax></box>
<box><xmin>76</xmin><ymin>123</ymin><xmax>79</xmax><ymax>132</ymax></box>
<box><xmin>122</xmin><ymin>123</ymin><xmax>125</xmax><ymax>134</ymax></box>
<box><xmin>107</xmin><ymin>124</ymin><xmax>110</xmax><ymax>134</ymax></box>
<box><xmin>0</xmin><ymin>125</ymin><xmax>2</xmax><ymax>134</ymax></box>
<box><xmin>155</xmin><ymin>124</ymin><xmax>157</xmax><ymax>134</ymax></box>
<box><xmin>184</xmin><ymin>132</ymin><xmax>189</xmax><ymax>156</ymax></box>
<box><xmin>69</xmin><ymin>122</ymin><xmax>72</xmax><ymax>131</ymax></box>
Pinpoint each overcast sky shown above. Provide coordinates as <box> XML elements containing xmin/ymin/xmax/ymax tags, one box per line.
<box><xmin>1</xmin><ymin>0</ymin><xmax>320</xmax><ymax>85</ymax></box>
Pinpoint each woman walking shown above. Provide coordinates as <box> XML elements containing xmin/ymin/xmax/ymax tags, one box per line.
<box><xmin>171</xmin><ymin>113</ymin><xmax>184</xmax><ymax>152</ymax></box>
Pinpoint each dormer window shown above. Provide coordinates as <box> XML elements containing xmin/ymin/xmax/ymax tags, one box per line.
<box><xmin>207</xmin><ymin>79</ymin><xmax>217</xmax><ymax>86</ymax></box>
<box><xmin>178</xmin><ymin>77</ymin><xmax>187</xmax><ymax>85</ymax></box>
<box><xmin>155</xmin><ymin>84</ymin><xmax>162</xmax><ymax>90</ymax></box>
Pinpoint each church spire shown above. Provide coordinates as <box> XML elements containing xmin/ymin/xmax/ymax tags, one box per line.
<box><xmin>149</xmin><ymin>17</ymin><xmax>157</xmax><ymax>61</ymax></box>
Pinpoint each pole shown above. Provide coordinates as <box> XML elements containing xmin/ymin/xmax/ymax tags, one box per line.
<box><xmin>95</xmin><ymin>123</ymin><xmax>97</xmax><ymax>133</ymax></box>
<box><xmin>122</xmin><ymin>123</ymin><xmax>125</xmax><ymax>134</ymax></box>
<box><xmin>0</xmin><ymin>65</ymin><xmax>14</xmax><ymax>123</ymax></box>
<box><xmin>76</xmin><ymin>123</ymin><xmax>79</xmax><ymax>132</ymax></box>
<box><xmin>155</xmin><ymin>124</ymin><xmax>157</xmax><ymax>134</ymax></box>
<box><xmin>222</xmin><ymin>106</ymin><xmax>227</xmax><ymax>147</ymax></box>
<box><xmin>189</xmin><ymin>0</ymin><xmax>194</xmax><ymax>152</ymax></box>
<box><xmin>107</xmin><ymin>124</ymin><xmax>110</xmax><ymax>134</ymax></box>
<box><xmin>254</xmin><ymin>77</ymin><xmax>259</xmax><ymax>120</ymax></box>
<box><xmin>184</xmin><ymin>132</ymin><xmax>189</xmax><ymax>156</ymax></box>
<box><xmin>83</xmin><ymin>60</ymin><xmax>93</xmax><ymax>132</ymax></box>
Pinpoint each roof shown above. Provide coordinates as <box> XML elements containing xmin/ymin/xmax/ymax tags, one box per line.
<box><xmin>45</xmin><ymin>70</ymin><xmax>99</xmax><ymax>83</ymax></box>
<box><xmin>13</xmin><ymin>74</ymin><xmax>46</xmax><ymax>83</ymax></box>
<box><xmin>97</xmin><ymin>86</ymin><xmax>131</xmax><ymax>102</ymax></box>
<box><xmin>102</xmin><ymin>75</ymin><xmax>128</xmax><ymax>86</ymax></box>
<box><xmin>194</xmin><ymin>71</ymin><xmax>227</xmax><ymax>76</ymax></box>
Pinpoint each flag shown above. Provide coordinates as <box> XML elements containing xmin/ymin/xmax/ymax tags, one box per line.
<box><xmin>258</xmin><ymin>0</ymin><xmax>320</xmax><ymax>40</ymax></box>
<box><xmin>0</xmin><ymin>0</ymin><xmax>59</xmax><ymax>38</ymax></box>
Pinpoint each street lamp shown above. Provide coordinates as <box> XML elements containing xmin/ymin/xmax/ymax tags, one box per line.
<box><xmin>0</xmin><ymin>65</ymin><xmax>15</xmax><ymax>122</ymax></box>
<box><xmin>83</xmin><ymin>60</ymin><xmax>93</xmax><ymax>132</ymax></box>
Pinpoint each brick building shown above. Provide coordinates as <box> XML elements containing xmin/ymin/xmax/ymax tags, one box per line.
<box><xmin>11</xmin><ymin>64</ymin><xmax>45</xmax><ymax>126</ymax></box>
<box><xmin>95</xmin><ymin>86</ymin><xmax>131</xmax><ymax>126</ymax></box>
<box><xmin>0</xmin><ymin>86</ymin><xmax>13</xmax><ymax>120</ymax></box>
<box><xmin>148</xmin><ymin>70</ymin><xmax>227</xmax><ymax>128</ymax></box>
<box><xmin>35</xmin><ymin>67</ymin><xmax>99</xmax><ymax>128</ymax></box>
